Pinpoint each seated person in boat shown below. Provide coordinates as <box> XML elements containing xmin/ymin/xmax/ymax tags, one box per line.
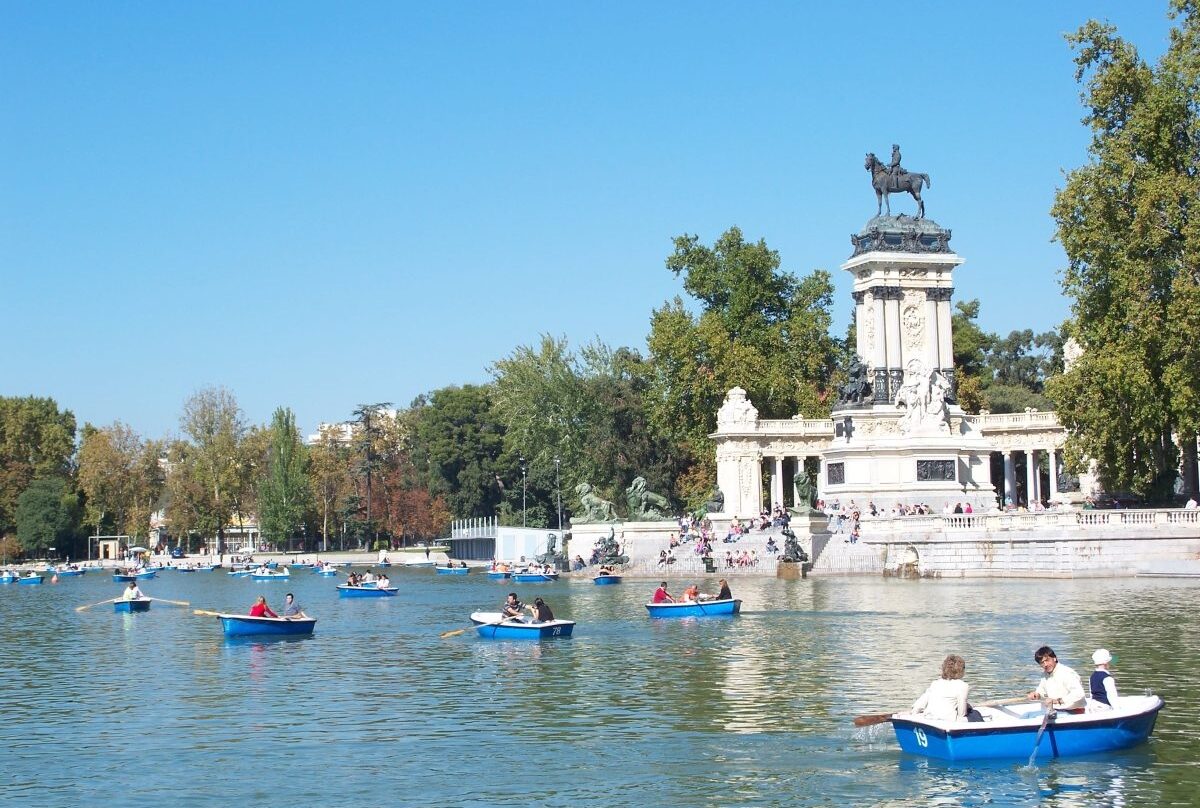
<box><xmin>501</xmin><ymin>592</ymin><xmax>524</xmax><ymax>620</ymax></box>
<box><xmin>249</xmin><ymin>595</ymin><xmax>278</xmax><ymax>618</ymax></box>
<box><xmin>680</xmin><ymin>584</ymin><xmax>700</xmax><ymax>603</ymax></box>
<box><xmin>122</xmin><ymin>581</ymin><xmax>144</xmax><ymax>600</ymax></box>
<box><xmin>1089</xmin><ymin>649</ymin><xmax>1119</xmax><ymax>709</ymax></box>
<box><xmin>715</xmin><ymin>579</ymin><xmax>732</xmax><ymax>601</ymax></box>
<box><xmin>911</xmin><ymin>654</ymin><xmax>982</xmax><ymax>722</ymax></box>
<box><xmin>1027</xmin><ymin>645</ymin><xmax>1086</xmax><ymax>711</ymax></box>
<box><xmin>651</xmin><ymin>582</ymin><xmax>674</xmax><ymax>603</ymax></box>
<box><xmin>361</xmin><ymin>570</ymin><xmax>376</xmax><ymax>583</ymax></box>
<box><xmin>346</xmin><ymin>572</ymin><xmax>360</xmax><ymax>586</ymax></box>
<box><xmin>376</xmin><ymin>573</ymin><xmax>391</xmax><ymax>589</ymax></box>
<box><xmin>526</xmin><ymin>597</ymin><xmax>554</xmax><ymax>623</ymax></box>
<box><xmin>281</xmin><ymin>593</ymin><xmax>307</xmax><ymax>619</ymax></box>
<box><xmin>598</xmin><ymin>564</ymin><xmax>615</xmax><ymax>576</ymax></box>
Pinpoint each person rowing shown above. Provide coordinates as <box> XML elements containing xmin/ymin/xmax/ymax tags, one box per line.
<box><xmin>1027</xmin><ymin>645</ymin><xmax>1086</xmax><ymax>711</ymax></box>
<box><xmin>651</xmin><ymin>581</ymin><xmax>674</xmax><ymax>603</ymax></box>
<box><xmin>501</xmin><ymin>592</ymin><xmax>524</xmax><ymax>621</ymax></box>
<box><xmin>121</xmin><ymin>580</ymin><xmax>144</xmax><ymax>600</ymax></box>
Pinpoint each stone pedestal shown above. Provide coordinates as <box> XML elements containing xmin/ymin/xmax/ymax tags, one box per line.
<box><xmin>571</xmin><ymin>521</ymin><xmax>677</xmax><ymax>566</ymax></box>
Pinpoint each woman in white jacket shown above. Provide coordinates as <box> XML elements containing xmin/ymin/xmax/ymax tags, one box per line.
<box><xmin>912</xmin><ymin>655</ymin><xmax>981</xmax><ymax>722</ymax></box>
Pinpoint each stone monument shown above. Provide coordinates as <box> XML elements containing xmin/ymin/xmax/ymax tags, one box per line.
<box><xmin>819</xmin><ymin>210</ymin><xmax>996</xmax><ymax>511</ymax></box>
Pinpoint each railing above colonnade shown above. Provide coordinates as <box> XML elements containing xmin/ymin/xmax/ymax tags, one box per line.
<box><xmin>858</xmin><ymin>507</ymin><xmax>1200</xmax><ymax>539</ymax></box>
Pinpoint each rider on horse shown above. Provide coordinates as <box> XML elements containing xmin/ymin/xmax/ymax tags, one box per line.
<box><xmin>889</xmin><ymin>144</ymin><xmax>905</xmax><ymax>190</ymax></box>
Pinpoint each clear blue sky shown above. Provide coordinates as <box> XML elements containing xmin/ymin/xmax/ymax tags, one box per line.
<box><xmin>1</xmin><ymin>2</ymin><xmax>1174</xmax><ymax>439</ymax></box>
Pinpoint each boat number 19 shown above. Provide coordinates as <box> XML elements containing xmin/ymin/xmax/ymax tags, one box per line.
<box><xmin>913</xmin><ymin>728</ymin><xmax>928</xmax><ymax>747</ymax></box>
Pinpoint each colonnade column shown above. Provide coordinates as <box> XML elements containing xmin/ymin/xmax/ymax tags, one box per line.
<box><xmin>1003</xmin><ymin>451</ymin><xmax>1016</xmax><ymax>505</ymax></box>
<box><xmin>1025</xmin><ymin>448</ymin><xmax>1037</xmax><ymax>506</ymax></box>
<box><xmin>1048</xmin><ymin>448</ymin><xmax>1059</xmax><ymax>502</ymax></box>
<box><xmin>772</xmin><ymin>456</ymin><xmax>784</xmax><ymax>509</ymax></box>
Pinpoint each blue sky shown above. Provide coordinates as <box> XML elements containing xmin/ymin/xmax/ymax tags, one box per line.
<box><xmin>1</xmin><ymin>2</ymin><xmax>1174</xmax><ymax>439</ymax></box>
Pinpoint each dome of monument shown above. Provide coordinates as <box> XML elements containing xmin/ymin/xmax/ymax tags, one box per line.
<box><xmin>850</xmin><ymin>215</ymin><xmax>952</xmax><ymax>257</ymax></box>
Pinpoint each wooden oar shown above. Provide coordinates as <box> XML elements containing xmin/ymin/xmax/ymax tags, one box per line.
<box><xmin>75</xmin><ymin>598</ymin><xmax>117</xmax><ymax>613</ymax></box>
<box><xmin>147</xmin><ymin>597</ymin><xmax>190</xmax><ymax>607</ymax></box>
<box><xmin>441</xmin><ymin>615</ymin><xmax>516</xmax><ymax>638</ymax></box>
<box><xmin>192</xmin><ymin>609</ymin><xmax>222</xmax><ymax>617</ymax></box>
<box><xmin>853</xmin><ymin>696</ymin><xmax>1030</xmax><ymax>727</ymax></box>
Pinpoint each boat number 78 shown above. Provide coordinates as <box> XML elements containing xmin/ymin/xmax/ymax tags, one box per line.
<box><xmin>551</xmin><ymin>626</ymin><xmax>561</xmax><ymax>635</ymax></box>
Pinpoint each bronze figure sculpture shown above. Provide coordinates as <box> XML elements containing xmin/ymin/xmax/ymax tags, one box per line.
<box><xmin>865</xmin><ymin>147</ymin><xmax>931</xmax><ymax>218</ymax></box>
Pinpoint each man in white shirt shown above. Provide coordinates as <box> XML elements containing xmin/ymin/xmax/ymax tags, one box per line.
<box><xmin>1027</xmin><ymin>645</ymin><xmax>1086</xmax><ymax>710</ymax></box>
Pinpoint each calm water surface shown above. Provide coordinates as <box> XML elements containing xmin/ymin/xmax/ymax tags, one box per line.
<box><xmin>1</xmin><ymin>570</ymin><xmax>1196</xmax><ymax>807</ymax></box>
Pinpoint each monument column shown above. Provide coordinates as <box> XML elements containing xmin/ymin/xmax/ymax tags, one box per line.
<box><xmin>884</xmin><ymin>287</ymin><xmax>903</xmax><ymax>397</ymax></box>
<box><xmin>1048</xmin><ymin>448</ymin><xmax>1059</xmax><ymax>502</ymax></box>
<box><xmin>925</xmin><ymin>290</ymin><xmax>940</xmax><ymax>371</ymax></box>
<box><xmin>936</xmin><ymin>289</ymin><xmax>955</xmax><ymax>372</ymax></box>
<box><xmin>1004</xmin><ymin>451</ymin><xmax>1016</xmax><ymax>504</ymax></box>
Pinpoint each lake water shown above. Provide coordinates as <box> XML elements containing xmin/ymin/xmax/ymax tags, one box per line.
<box><xmin>1</xmin><ymin>569</ymin><xmax>1196</xmax><ymax>807</ymax></box>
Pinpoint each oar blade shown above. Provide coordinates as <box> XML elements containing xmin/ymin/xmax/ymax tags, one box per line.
<box><xmin>853</xmin><ymin>713</ymin><xmax>894</xmax><ymax>728</ymax></box>
<box><xmin>192</xmin><ymin>609</ymin><xmax>221</xmax><ymax>617</ymax></box>
<box><xmin>440</xmin><ymin>627</ymin><xmax>469</xmax><ymax>638</ymax></box>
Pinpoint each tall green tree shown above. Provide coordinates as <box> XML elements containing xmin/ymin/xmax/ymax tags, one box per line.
<box><xmin>1047</xmin><ymin>1</ymin><xmax>1200</xmax><ymax>500</ymax></box>
<box><xmin>410</xmin><ymin>384</ymin><xmax>507</xmax><ymax>519</ymax></box>
<box><xmin>645</xmin><ymin>227</ymin><xmax>840</xmax><ymax>505</ymax></box>
<box><xmin>257</xmin><ymin>407</ymin><xmax>310</xmax><ymax>548</ymax></box>
<box><xmin>0</xmin><ymin>397</ymin><xmax>76</xmax><ymax>534</ymax></box>
<box><xmin>951</xmin><ymin>300</ymin><xmax>993</xmax><ymax>413</ymax></box>
<box><xmin>15</xmin><ymin>477</ymin><xmax>80</xmax><ymax>557</ymax></box>
<box><xmin>174</xmin><ymin>387</ymin><xmax>247</xmax><ymax>553</ymax></box>
<box><xmin>307</xmin><ymin>425</ymin><xmax>354</xmax><ymax>551</ymax></box>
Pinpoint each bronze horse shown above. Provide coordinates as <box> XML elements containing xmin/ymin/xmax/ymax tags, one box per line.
<box><xmin>865</xmin><ymin>153</ymin><xmax>930</xmax><ymax>218</ymax></box>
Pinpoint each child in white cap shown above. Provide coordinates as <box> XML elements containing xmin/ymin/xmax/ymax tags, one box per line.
<box><xmin>1090</xmin><ymin>649</ymin><xmax>1119</xmax><ymax>709</ymax></box>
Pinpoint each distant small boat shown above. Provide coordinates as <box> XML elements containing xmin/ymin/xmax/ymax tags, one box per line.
<box><xmin>403</xmin><ymin>559</ymin><xmax>437</xmax><ymax>568</ymax></box>
<box><xmin>177</xmin><ymin>568</ymin><xmax>195</xmax><ymax>573</ymax></box>
<box><xmin>113</xmin><ymin>598</ymin><xmax>151</xmax><ymax>613</ymax></box>
<box><xmin>436</xmin><ymin>566</ymin><xmax>470</xmax><ymax>575</ymax></box>
<box><xmin>313</xmin><ymin>568</ymin><xmax>338</xmax><ymax>577</ymax></box>
<box><xmin>336</xmin><ymin>585</ymin><xmax>398</xmax><ymax>598</ymax></box>
<box><xmin>469</xmin><ymin>611</ymin><xmax>574</xmax><ymax>640</ymax></box>
<box><xmin>512</xmin><ymin>572</ymin><xmax>558</xmax><ymax>583</ymax></box>
<box><xmin>196</xmin><ymin>564</ymin><xmax>221</xmax><ymax>571</ymax></box>
<box><xmin>486</xmin><ymin>570</ymin><xmax>511</xmax><ymax>580</ymax></box>
<box><xmin>593</xmin><ymin>575</ymin><xmax>622</xmax><ymax>585</ymax></box>
<box><xmin>134</xmin><ymin>570</ymin><xmax>157</xmax><ymax>580</ymax></box>
<box><xmin>891</xmin><ymin>695</ymin><xmax>1165</xmax><ymax>761</ymax></box>
<box><xmin>216</xmin><ymin>614</ymin><xmax>317</xmax><ymax>637</ymax></box>
<box><xmin>645</xmin><ymin>598</ymin><xmax>741</xmax><ymax>618</ymax></box>
<box><xmin>227</xmin><ymin>569</ymin><xmax>252</xmax><ymax>577</ymax></box>
<box><xmin>19</xmin><ymin>575</ymin><xmax>44</xmax><ymax>586</ymax></box>
<box><xmin>250</xmin><ymin>570</ymin><xmax>290</xmax><ymax>581</ymax></box>
<box><xmin>54</xmin><ymin>568</ymin><xmax>86</xmax><ymax>577</ymax></box>
<box><xmin>1</xmin><ymin>574</ymin><xmax>19</xmax><ymax>584</ymax></box>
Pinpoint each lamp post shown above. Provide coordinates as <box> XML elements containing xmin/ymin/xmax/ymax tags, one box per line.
<box><xmin>554</xmin><ymin>456</ymin><xmax>562</xmax><ymax>532</ymax></box>
<box><xmin>520</xmin><ymin>456</ymin><xmax>527</xmax><ymax>527</ymax></box>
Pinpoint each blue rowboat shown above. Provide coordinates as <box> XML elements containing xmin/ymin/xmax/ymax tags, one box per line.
<box><xmin>403</xmin><ymin>560</ymin><xmax>437</xmax><ymax>568</ymax></box>
<box><xmin>55</xmin><ymin>568</ymin><xmax>86</xmax><ymax>577</ymax></box>
<box><xmin>891</xmin><ymin>695</ymin><xmax>1165</xmax><ymax>761</ymax></box>
<box><xmin>512</xmin><ymin>572</ymin><xmax>559</xmax><ymax>583</ymax></box>
<box><xmin>113</xmin><ymin>574</ymin><xmax>136</xmax><ymax>582</ymax></box>
<box><xmin>134</xmin><ymin>570</ymin><xmax>157</xmax><ymax>580</ymax></box>
<box><xmin>469</xmin><ymin>612</ymin><xmax>574</xmax><ymax>640</ymax></box>
<box><xmin>336</xmin><ymin>585</ymin><xmax>398</xmax><ymax>598</ymax></box>
<box><xmin>314</xmin><ymin>569</ymin><xmax>338</xmax><ymax>577</ymax></box>
<box><xmin>227</xmin><ymin>569</ymin><xmax>252</xmax><ymax>577</ymax></box>
<box><xmin>436</xmin><ymin>566</ymin><xmax>471</xmax><ymax>575</ymax></box>
<box><xmin>593</xmin><ymin>575</ymin><xmax>622</xmax><ymax>585</ymax></box>
<box><xmin>113</xmin><ymin>598</ymin><xmax>151</xmax><ymax>613</ymax></box>
<box><xmin>1</xmin><ymin>574</ymin><xmax>19</xmax><ymax>584</ymax></box>
<box><xmin>196</xmin><ymin>564</ymin><xmax>221</xmax><ymax>571</ymax></box>
<box><xmin>18</xmin><ymin>575</ymin><xmax>44</xmax><ymax>585</ymax></box>
<box><xmin>218</xmin><ymin>614</ymin><xmax>316</xmax><ymax>637</ymax></box>
<box><xmin>177</xmin><ymin>568</ymin><xmax>195</xmax><ymax>573</ymax></box>
<box><xmin>645</xmin><ymin>598</ymin><xmax>741</xmax><ymax>617</ymax></box>
<box><xmin>486</xmin><ymin>570</ymin><xmax>511</xmax><ymax>580</ymax></box>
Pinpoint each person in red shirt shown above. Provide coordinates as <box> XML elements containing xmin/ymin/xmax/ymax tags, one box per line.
<box><xmin>249</xmin><ymin>595</ymin><xmax>278</xmax><ymax>618</ymax></box>
<box><xmin>651</xmin><ymin>582</ymin><xmax>674</xmax><ymax>603</ymax></box>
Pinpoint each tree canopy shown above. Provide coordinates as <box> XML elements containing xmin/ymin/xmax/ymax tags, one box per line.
<box><xmin>1047</xmin><ymin>0</ymin><xmax>1200</xmax><ymax>500</ymax></box>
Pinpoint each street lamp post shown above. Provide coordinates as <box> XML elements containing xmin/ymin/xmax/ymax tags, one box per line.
<box><xmin>520</xmin><ymin>456</ymin><xmax>527</xmax><ymax>527</ymax></box>
<box><xmin>554</xmin><ymin>456</ymin><xmax>562</xmax><ymax>532</ymax></box>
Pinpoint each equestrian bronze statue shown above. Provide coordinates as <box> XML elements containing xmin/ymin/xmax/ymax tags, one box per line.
<box><xmin>865</xmin><ymin>149</ymin><xmax>931</xmax><ymax>219</ymax></box>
